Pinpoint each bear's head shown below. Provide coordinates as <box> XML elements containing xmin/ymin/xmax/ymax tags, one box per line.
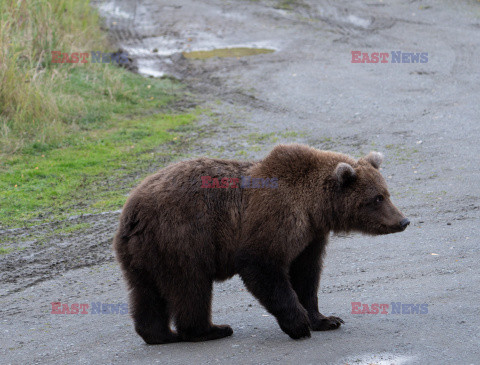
<box><xmin>333</xmin><ymin>151</ymin><xmax>409</xmax><ymax>235</ymax></box>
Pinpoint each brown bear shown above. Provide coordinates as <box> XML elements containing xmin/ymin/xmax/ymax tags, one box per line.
<box><xmin>113</xmin><ymin>144</ymin><xmax>409</xmax><ymax>344</ymax></box>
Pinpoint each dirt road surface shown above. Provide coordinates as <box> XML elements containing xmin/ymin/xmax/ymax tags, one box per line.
<box><xmin>2</xmin><ymin>0</ymin><xmax>480</xmax><ymax>364</ymax></box>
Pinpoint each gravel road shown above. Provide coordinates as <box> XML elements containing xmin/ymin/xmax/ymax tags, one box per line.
<box><xmin>1</xmin><ymin>0</ymin><xmax>479</xmax><ymax>364</ymax></box>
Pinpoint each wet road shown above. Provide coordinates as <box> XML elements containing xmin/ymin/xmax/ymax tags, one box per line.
<box><xmin>2</xmin><ymin>0</ymin><xmax>480</xmax><ymax>364</ymax></box>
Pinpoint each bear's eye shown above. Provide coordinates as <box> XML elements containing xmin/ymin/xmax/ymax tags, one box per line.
<box><xmin>375</xmin><ymin>195</ymin><xmax>384</xmax><ymax>203</ymax></box>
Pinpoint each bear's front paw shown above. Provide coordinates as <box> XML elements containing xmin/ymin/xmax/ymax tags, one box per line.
<box><xmin>279</xmin><ymin>312</ymin><xmax>311</xmax><ymax>339</ymax></box>
<box><xmin>310</xmin><ymin>315</ymin><xmax>344</xmax><ymax>331</ymax></box>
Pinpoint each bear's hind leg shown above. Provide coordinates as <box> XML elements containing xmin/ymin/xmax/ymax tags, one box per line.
<box><xmin>172</xmin><ymin>276</ymin><xmax>233</xmax><ymax>342</ymax></box>
<box><xmin>289</xmin><ymin>238</ymin><xmax>344</xmax><ymax>331</ymax></box>
<box><xmin>127</xmin><ymin>269</ymin><xmax>179</xmax><ymax>344</ymax></box>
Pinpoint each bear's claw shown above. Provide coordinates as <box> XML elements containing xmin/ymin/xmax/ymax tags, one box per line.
<box><xmin>311</xmin><ymin>315</ymin><xmax>344</xmax><ymax>331</ymax></box>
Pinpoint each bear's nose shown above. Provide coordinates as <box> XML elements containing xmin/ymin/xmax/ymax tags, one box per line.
<box><xmin>400</xmin><ymin>218</ymin><xmax>410</xmax><ymax>229</ymax></box>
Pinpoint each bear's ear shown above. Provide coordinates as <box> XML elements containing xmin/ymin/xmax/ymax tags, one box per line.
<box><xmin>362</xmin><ymin>151</ymin><xmax>383</xmax><ymax>169</ymax></box>
<box><xmin>334</xmin><ymin>162</ymin><xmax>356</xmax><ymax>185</ymax></box>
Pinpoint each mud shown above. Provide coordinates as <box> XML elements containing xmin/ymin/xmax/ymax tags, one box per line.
<box><xmin>2</xmin><ymin>0</ymin><xmax>480</xmax><ymax>364</ymax></box>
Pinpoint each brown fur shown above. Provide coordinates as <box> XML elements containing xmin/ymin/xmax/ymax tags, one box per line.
<box><xmin>113</xmin><ymin>144</ymin><xmax>408</xmax><ymax>343</ymax></box>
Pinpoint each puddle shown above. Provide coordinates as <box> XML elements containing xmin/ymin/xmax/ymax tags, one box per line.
<box><xmin>98</xmin><ymin>2</ymin><xmax>133</xmax><ymax>20</ymax></box>
<box><xmin>182</xmin><ymin>47</ymin><xmax>274</xmax><ymax>59</ymax></box>
<box><xmin>137</xmin><ymin>59</ymin><xmax>165</xmax><ymax>78</ymax></box>
<box><xmin>346</xmin><ymin>14</ymin><xmax>372</xmax><ymax>29</ymax></box>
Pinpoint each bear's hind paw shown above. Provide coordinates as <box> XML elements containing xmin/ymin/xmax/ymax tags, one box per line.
<box><xmin>181</xmin><ymin>324</ymin><xmax>233</xmax><ymax>342</ymax></box>
<box><xmin>142</xmin><ymin>331</ymin><xmax>180</xmax><ymax>345</ymax></box>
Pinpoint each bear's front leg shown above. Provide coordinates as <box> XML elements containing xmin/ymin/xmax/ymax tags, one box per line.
<box><xmin>235</xmin><ymin>251</ymin><xmax>311</xmax><ymax>339</ymax></box>
<box><xmin>289</xmin><ymin>238</ymin><xmax>344</xmax><ymax>331</ymax></box>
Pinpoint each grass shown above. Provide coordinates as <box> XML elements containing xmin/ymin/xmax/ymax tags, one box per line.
<box><xmin>273</xmin><ymin>0</ymin><xmax>306</xmax><ymax>10</ymax></box>
<box><xmin>0</xmin><ymin>0</ymin><xmax>200</xmax><ymax>229</ymax></box>
<box><xmin>245</xmin><ymin>132</ymin><xmax>278</xmax><ymax>144</ymax></box>
<box><xmin>53</xmin><ymin>222</ymin><xmax>92</xmax><ymax>235</ymax></box>
<box><xmin>0</xmin><ymin>0</ymin><xmax>110</xmax><ymax>153</ymax></box>
<box><xmin>0</xmin><ymin>245</ymin><xmax>25</xmax><ymax>254</ymax></box>
<box><xmin>0</xmin><ymin>246</ymin><xmax>15</xmax><ymax>255</ymax></box>
<box><xmin>0</xmin><ymin>109</ymin><xmax>197</xmax><ymax>228</ymax></box>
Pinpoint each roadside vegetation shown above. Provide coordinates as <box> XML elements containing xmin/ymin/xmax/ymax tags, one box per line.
<box><xmin>0</xmin><ymin>0</ymin><xmax>197</xmax><ymax>228</ymax></box>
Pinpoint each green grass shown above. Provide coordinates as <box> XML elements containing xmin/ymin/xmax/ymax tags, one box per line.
<box><xmin>0</xmin><ymin>246</ymin><xmax>15</xmax><ymax>255</ymax></box>
<box><xmin>1</xmin><ymin>61</ymin><xmax>182</xmax><ymax>154</ymax></box>
<box><xmin>273</xmin><ymin>0</ymin><xmax>305</xmax><ymax>10</ymax></box>
<box><xmin>245</xmin><ymin>132</ymin><xmax>278</xmax><ymax>144</ymax></box>
<box><xmin>53</xmin><ymin>222</ymin><xmax>92</xmax><ymax>235</ymax></box>
<box><xmin>0</xmin><ymin>48</ymin><xmax>197</xmax><ymax>229</ymax></box>
<box><xmin>21</xmin><ymin>66</ymin><xmax>182</xmax><ymax>153</ymax></box>
<box><xmin>0</xmin><ymin>0</ymin><xmax>200</xmax><ymax>229</ymax></box>
<box><xmin>0</xmin><ymin>245</ymin><xmax>25</xmax><ymax>254</ymax></box>
<box><xmin>0</xmin><ymin>0</ymin><xmax>111</xmax><ymax>153</ymax></box>
<box><xmin>0</xmin><ymin>108</ymin><xmax>197</xmax><ymax>228</ymax></box>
